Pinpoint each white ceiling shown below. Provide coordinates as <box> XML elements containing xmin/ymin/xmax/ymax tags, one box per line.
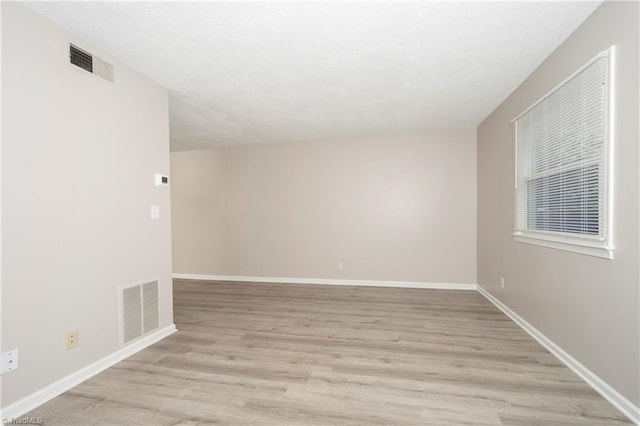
<box><xmin>24</xmin><ymin>1</ymin><xmax>601</xmax><ymax>151</ymax></box>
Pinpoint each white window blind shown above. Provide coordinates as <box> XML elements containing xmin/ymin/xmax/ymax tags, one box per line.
<box><xmin>513</xmin><ymin>48</ymin><xmax>613</xmax><ymax>258</ymax></box>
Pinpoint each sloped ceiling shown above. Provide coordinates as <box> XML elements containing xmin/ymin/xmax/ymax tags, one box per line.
<box><xmin>24</xmin><ymin>1</ymin><xmax>601</xmax><ymax>151</ymax></box>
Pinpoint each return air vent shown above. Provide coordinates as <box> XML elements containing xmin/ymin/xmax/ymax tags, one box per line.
<box><xmin>69</xmin><ymin>44</ymin><xmax>113</xmax><ymax>82</ymax></box>
<box><xmin>121</xmin><ymin>280</ymin><xmax>159</xmax><ymax>345</ymax></box>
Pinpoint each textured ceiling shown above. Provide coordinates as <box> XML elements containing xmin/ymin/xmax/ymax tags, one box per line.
<box><xmin>24</xmin><ymin>1</ymin><xmax>601</xmax><ymax>151</ymax></box>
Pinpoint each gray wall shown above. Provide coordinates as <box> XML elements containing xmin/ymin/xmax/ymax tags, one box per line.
<box><xmin>1</xmin><ymin>3</ymin><xmax>173</xmax><ymax>407</ymax></box>
<box><xmin>171</xmin><ymin>130</ymin><xmax>477</xmax><ymax>284</ymax></box>
<box><xmin>477</xmin><ymin>1</ymin><xmax>639</xmax><ymax>405</ymax></box>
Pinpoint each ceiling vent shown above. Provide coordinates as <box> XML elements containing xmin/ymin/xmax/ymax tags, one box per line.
<box><xmin>69</xmin><ymin>44</ymin><xmax>113</xmax><ymax>82</ymax></box>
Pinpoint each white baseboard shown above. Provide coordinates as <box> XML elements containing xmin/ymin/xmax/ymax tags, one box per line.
<box><xmin>172</xmin><ymin>273</ymin><xmax>477</xmax><ymax>290</ymax></box>
<box><xmin>1</xmin><ymin>324</ymin><xmax>177</xmax><ymax>420</ymax></box>
<box><xmin>477</xmin><ymin>286</ymin><xmax>639</xmax><ymax>425</ymax></box>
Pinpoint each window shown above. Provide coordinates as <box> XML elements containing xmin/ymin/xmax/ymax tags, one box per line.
<box><xmin>512</xmin><ymin>47</ymin><xmax>614</xmax><ymax>259</ymax></box>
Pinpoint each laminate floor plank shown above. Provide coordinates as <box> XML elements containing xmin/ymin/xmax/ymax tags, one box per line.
<box><xmin>26</xmin><ymin>280</ymin><xmax>631</xmax><ymax>425</ymax></box>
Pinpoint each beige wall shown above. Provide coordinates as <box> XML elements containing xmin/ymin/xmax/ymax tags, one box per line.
<box><xmin>478</xmin><ymin>1</ymin><xmax>639</xmax><ymax>405</ymax></box>
<box><xmin>1</xmin><ymin>3</ymin><xmax>173</xmax><ymax>407</ymax></box>
<box><xmin>172</xmin><ymin>130</ymin><xmax>477</xmax><ymax>284</ymax></box>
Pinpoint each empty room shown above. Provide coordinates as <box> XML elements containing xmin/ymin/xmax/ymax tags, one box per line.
<box><xmin>1</xmin><ymin>1</ymin><xmax>639</xmax><ymax>425</ymax></box>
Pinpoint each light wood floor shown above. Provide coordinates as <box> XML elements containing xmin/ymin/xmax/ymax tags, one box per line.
<box><xmin>28</xmin><ymin>280</ymin><xmax>630</xmax><ymax>425</ymax></box>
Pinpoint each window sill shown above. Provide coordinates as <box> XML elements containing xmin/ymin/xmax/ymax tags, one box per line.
<box><xmin>513</xmin><ymin>234</ymin><xmax>614</xmax><ymax>259</ymax></box>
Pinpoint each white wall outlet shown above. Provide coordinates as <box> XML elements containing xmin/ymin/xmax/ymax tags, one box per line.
<box><xmin>500</xmin><ymin>276</ymin><xmax>505</xmax><ymax>288</ymax></box>
<box><xmin>1</xmin><ymin>349</ymin><xmax>19</xmax><ymax>374</ymax></box>
<box><xmin>337</xmin><ymin>262</ymin><xmax>344</xmax><ymax>271</ymax></box>
<box><xmin>151</xmin><ymin>205</ymin><xmax>160</xmax><ymax>219</ymax></box>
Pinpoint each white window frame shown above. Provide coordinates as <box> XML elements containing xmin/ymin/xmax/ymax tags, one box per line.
<box><xmin>511</xmin><ymin>47</ymin><xmax>615</xmax><ymax>259</ymax></box>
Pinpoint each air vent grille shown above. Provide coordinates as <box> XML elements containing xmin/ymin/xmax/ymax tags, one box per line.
<box><xmin>121</xmin><ymin>280</ymin><xmax>160</xmax><ymax>345</ymax></box>
<box><xmin>69</xmin><ymin>44</ymin><xmax>113</xmax><ymax>82</ymax></box>
<box><xmin>142</xmin><ymin>281</ymin><xmax>160</xmax><ymax>334</ymax></box>
<box><xmin>122</xmin><ymin>286</ymin><xmax>142</xmax><ymax>344</ymax></box>
<box><xmin>70</xmin><ymin>44</ymin><xmax>92</xmax><ymax>73</ymax></box>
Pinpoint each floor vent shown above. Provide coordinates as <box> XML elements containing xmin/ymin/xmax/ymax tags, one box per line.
<box><xmin>70</xmin><ymin>44</ymin><xmax>113</xmax><ymax>82</ymax></box>
<box><xmin>121</xmin><ymin>280</ymin><xmax>159</xmax><ymax>345</ymax></box>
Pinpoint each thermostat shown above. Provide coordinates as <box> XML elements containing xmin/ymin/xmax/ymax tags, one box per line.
<box><xmin>155</xmin><ymin>174</ymin><xmax>169</xmax><ymax>186</ymax></box>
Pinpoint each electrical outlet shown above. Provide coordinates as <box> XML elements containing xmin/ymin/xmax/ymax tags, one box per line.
<box><xmin>500</xmin><ymin>276</ymin><xmax>505</xmax><ymax>288</ymax></box>
<box><xmin>337</xmin><ymin>262</ymin><xmax>344</xmax><ymax>271</ymax></box>
<box><xmin>65</xmin><ymin>330</ymin><xmax>79</xmax><ymax>350</ymax></box>
<box><xmin>1</xmin><ymin>349</ymin><xmax>19</xmax><ymax>374</ymax></box>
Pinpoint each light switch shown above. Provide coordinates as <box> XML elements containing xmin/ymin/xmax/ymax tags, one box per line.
<box><xmin>151</xmin><ymin>205</ymin><xmax>160</xmax><ymax>219</ymax></box>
